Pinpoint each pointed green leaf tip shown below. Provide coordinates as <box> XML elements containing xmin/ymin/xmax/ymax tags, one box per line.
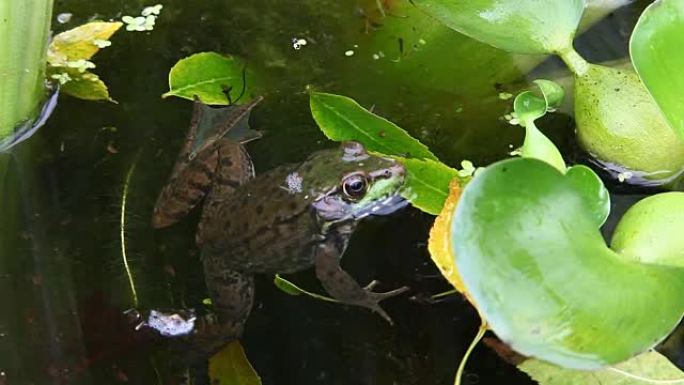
<box><xmin>631</xmin><ymin>0</ymin><xmax>684</xmax><ymax>140</ymax></box>
<box><xmin>309</xmin><ymin>92</ymin><xmax>437</xmax><ymax>160</ymax></box>
<box><xmin>410</xmin><ymin>0</ymin><xmax>586</xmax><ymax>54</ymax></box>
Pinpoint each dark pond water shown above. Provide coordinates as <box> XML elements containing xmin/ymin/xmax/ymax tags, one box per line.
<box><xmin>0</xmin><ymin>0</ymin><xmax>671</xmax><ymax>384</ymax></box>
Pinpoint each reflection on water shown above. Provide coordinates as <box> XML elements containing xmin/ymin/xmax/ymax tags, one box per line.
<box><xmin>0</xmin><ymin>0</ymin><xmax>656</xmax><ymax>384</ymax></box>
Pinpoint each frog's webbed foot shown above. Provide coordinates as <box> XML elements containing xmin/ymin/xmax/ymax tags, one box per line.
<box><xmin>313</xmin><ymin>243</ymin><xmax>409</xmax><ymax>325</ymax></box>
<box><xmin>359</xmin><ymin>281</ymin><xmax>409</xmax><ymax>324</ymax></box>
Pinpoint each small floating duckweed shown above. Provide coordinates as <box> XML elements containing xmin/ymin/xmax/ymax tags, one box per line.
<box><xmin>50</xmin><ymin>72</ymin><xmax>71</xmax><ymax>85</ymax></box>
<box><xmin>92</xmin><ymin>39</ymin><xmax>111</xmax><ymax>48</ymax></box>
<box><xmin>122</xmin><ymin>4</ymin><xmax>162</xmax><ymax>32</ymax></box>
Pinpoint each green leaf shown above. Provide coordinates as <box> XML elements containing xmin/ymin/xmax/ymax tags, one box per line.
<box><xmin>273</xmin><ymin>275</ymin><xmax>338</xmax><ymax>303</ymax></box>
<box><xmin>519</xmin><ymin>351</ymin><xmax>684</xmax><ymax>385</ymax></box>
<box><xmin>574</xmin><ymin>64</ymin><xmax>684</xmax><ymax>180</ymax></box>
<box><xmin>450</xmin><ymin>157</ymin><xmax>684</xmax><ymax>369</ymax></box>
<box><xmin>209</xmin><ymin>341</ymin><xmax>262</xmax><ymax>385</ymax></box>
<box><xmin>163</xmin><ymin>52</ymin><xmax>259</xmax><ymax>105</ymax></box>
<box><xmin>565</xmin><ymin>164</ymin><xmax>610</xmax><ymax>226</ymax></box>
<box><xmin>631</xmin><ymin>0</ymin><xmax>684</xmax><ymax>140</ymax></box>
<box><xmin>410</xmin><ymin>0</ymin><xmax>586</xmax><ymax>54</ymax></box>
<box><xmin>309</xmin><ymin>92</ymin><xmax>437</xmax><ymax>160</ymax></box>
<box><xmin>401</xmin><ymin>158</ymin><xmax>459</xmax><ymax>215</ymax></box>
<box><xmin>59</xmin><ymin>70</ymin><xmax>114</xmax><ymax>102</ymax></box>
<box><xmin>47</xmin><ymin>21</ymin><xmax>122</xmax><ymax>66</ymax></box>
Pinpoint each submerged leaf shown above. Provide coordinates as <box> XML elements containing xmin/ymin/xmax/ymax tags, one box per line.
<box><xmin>48</xmin><ymin>21</ymin><xmax>122</xmax><ymax>66</ymax></box>
<box><xmin>163</xmin><ymin>52</ymin><xmax>259</xmax><ymax>105</ymax></box>
<box><xmin>273</xmin><ymin>275</ymin><xmax>338</xmax><ymax>303</ymax></box>
<box><xmin>310</xmin><ymin>92</ymin><xmax>437</xmax><ymax>160</ymax></box>
<box><xmin>519</xmin><ymin>351</ymin><xmax>684</xmax><ymax>385</ymax></box>
<box><xmin>209</xmin><ymin>341</ymin><xmax>262</xmax><ymax>385</ymax></box>
<box><xmin>631</xmin><ymin>0</ymin><xmax>684</xmax><ymax>140</ymax></box>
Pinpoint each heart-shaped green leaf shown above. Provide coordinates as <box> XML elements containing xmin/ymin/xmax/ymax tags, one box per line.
<box><xmin>451</xmin><ymin>157</ymin><xmax>684</xmax><ymax>369</ymax></box>
<box><xmin>631</xmin><ymin>0</ymin><xmax>684</xmax><ymax>140</ymax></box>
<box><xmin>410</xmin><ymin>0</ymin><xmax>586</xmax><ymax>54</ymax></box>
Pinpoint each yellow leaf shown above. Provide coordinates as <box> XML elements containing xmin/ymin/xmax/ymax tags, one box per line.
<box><xmin>209</xmin><ymin>341</ymin><xmax>262</xmax><ymax>385</ymax></box>
<box><xmin>428</xmin><ymin>178</ymin><xmax>466</xmax><ymax>292</ymax></box>
<box><xmin>48</xmin><ymin>21</ymin><xmax>122</xmax><ymax>66</ymax></box>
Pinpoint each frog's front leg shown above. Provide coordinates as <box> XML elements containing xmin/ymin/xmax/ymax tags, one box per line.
<box><xmin>313</xmin><ymin>241</ymin><xmax>408</xmax><ymax>324</ymax></box>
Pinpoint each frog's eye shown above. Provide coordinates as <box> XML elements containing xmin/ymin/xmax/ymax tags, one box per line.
<box><xmin>342</xmin><ymin>173</ymin><xmax>368</xmax><ymax>200</ymax></box>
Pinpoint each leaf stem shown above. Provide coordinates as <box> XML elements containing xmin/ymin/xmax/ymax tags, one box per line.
<box><xmin>558</xmin><ymin>47</ymin><xmax>590</xmax><ymax>77</ymax></box>
<box><xmin>454</xmin><ymin>320</ymin><xmax>488</xmax><ymax>385</ymax></box>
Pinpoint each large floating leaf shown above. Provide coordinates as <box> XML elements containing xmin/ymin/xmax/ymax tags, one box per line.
<box><xmin>519</xmin><ymin>351</ymin><xmax>684</xmax><ymax>385</ymax></box>
<box><xmin>574</xmin><ymin>64</ymin><xmax>684</xmax><ymax>180</ymax></box>
<box><xmin>631</xmin><ymin>0</ymin><xmax>684</xmax><ymax>140</ymax></box>
<box><xmin>209</xmin><ymin>341</ymin><xmax>262</xmax><ymax>385</ymax></box>
<box><xmin>163</xmin><ymin>52</ymin><xmax>260</xmax><ymax>105</ymax></box>
<box><xmin>410</xmin><ymin>0</ymin><xmax>586</xmax><ymax>54</ymax></box>
<box><xmin>310</xmin><ymin>92</ymin><xmax>437</xmax><ymax>160</ymax></box>
<box><xmin>450</xmin><ymin>157</ymin><xmax>684</xmax><ymax>369</ymax></box>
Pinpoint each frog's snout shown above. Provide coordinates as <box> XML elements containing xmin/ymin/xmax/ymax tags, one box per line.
<box><xmin>389</xmin><ymin>163</ymin><xmax>405</xmax><ymax>179</ymax></box>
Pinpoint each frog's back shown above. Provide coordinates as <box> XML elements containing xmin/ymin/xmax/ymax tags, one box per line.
<box><xmin>199</xmin><ymin>163</ymin><xmax>321</xmax><ymax>274</ymax></box>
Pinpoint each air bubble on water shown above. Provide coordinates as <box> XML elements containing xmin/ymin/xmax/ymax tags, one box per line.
<box><xmin>292</xmin><ymin>37</ymin><xmax>308</xmax><ymax>50</ymax></box>
<box><xmin>344</xmin><ymin>50</ymin><xmax>355</xmax><ymax>57</ymax></box>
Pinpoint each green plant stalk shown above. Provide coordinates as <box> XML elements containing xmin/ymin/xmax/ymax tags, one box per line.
<box><xmin>0</xmin><ymin>0</ymin><xmax>54</xmax><ymax>139</ymax></box>
<box><xmin>558</xmin><ymin>47</ymin><xmax>590</xmax><ymax>77</ymax></box>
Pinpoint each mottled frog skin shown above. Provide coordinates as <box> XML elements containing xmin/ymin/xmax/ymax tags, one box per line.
<box><xmin>151</xmin><ymin>98</ymin><xmax>408</xmax><ymax>354</ymax></box>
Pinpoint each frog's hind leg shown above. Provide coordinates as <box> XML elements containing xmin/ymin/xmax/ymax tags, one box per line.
<box><xmin>190</xmin><ymin>253</ymin><xmax>255</xmax><ymax>356</ymax></box>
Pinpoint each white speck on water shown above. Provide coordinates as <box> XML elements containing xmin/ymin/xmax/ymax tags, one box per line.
<box><xmin>617</xmin><ymin>171</ymin><xmax>633</xmax><ymax>183</ymax></box>
<box><xmin>418</xmin><ymin>38</ymin><xmax>427</xmax><ymax>45</ymax></box>
<box><xmin>372</xmin><ymin>53</ymin><xmax>380</xmax><ymax>60</ymax></box>
<box><xmin>353</xmin><ymin>44</ymin><xmax>358</xmax><ymax>48</ymax></box>
<box><xmin>344</xmin><ymin>50</ymin><xmax>355</xmax><ymax>57</ymax></box>
<box><xmin>292</xmin><ymin>37</ymin><xmax>308</xmax><ymax>50</ymax></box>
<box><xmin>498</xmin><ymin>92</ymin><xmax>513</xmax><ymax>100</ymax></box>
<box><xmin>56</xmin><ymin>13</ymin><xmax>73</xmax><ymax>24</ymax></box>
<box><xmin>285</xmin><ymin>172</ymin><xmax>304</xmax><ymax>194</ymax></box>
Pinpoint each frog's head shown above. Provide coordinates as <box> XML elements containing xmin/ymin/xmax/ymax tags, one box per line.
<box><xmin>309</xmin><ymin>141</ymin><xmax>407</xmax><ymax>224</ymax></box>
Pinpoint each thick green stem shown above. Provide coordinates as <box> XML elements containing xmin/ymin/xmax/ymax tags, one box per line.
<box><xmin>558</xmin><ymin>47</ymin><xmax>590</xmax><ymax>77</ymax></box>
<box><xmin>0</xmin><ymin>0</ymin><xmax>54</xmax><ymax>139</ymax></box>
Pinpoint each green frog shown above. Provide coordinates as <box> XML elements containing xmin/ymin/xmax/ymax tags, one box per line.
<box><xmin>150</xmin><ymin>97</ymin><xmax>409</xmax><ymax>353</ymax></box>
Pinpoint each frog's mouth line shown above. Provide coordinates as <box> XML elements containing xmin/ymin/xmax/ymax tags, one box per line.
<box><xmin>351</xmin><ymin>194</ymin><xmax>409</xmax><ymax>219</ymax></box>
